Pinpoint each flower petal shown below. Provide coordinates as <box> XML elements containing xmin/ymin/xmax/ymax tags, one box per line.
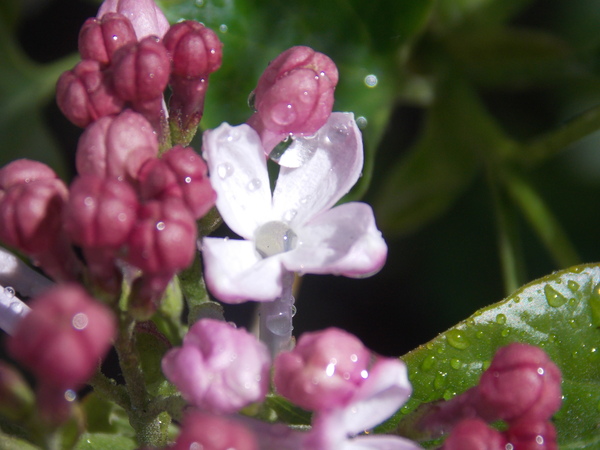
<box><xmin>271</xmin><ymin>113</ymin><xmax>363</xmax><ymax>226</ymax></box>
<box><xmin>202</xmin><ymin>123</ymin><xmax>273</xmax><ymax>239</ymax></box>
<box><xmin>281</xmin><ymin>202</ymin><xmax>387</xmax><ymax>277</ymax></box>
<box><xmin>201</xmin><ymin>237</ymin><xmax>285</xmax><ymax>303</ymax></box>
<box><xmin>343</xmin><ymin>435</ymin><xmax>422</xmax><ymax>450</ymax></box>
<box><xmin>342</xmin><ymin>358</ymin><xmax>412</xmax><ymax>435</ymax></box>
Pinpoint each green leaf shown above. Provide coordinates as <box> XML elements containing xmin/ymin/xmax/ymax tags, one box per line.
<box><xmin>81</xmin><ymin>393</ymin><xmax>135</xmax><ymax>437</ymax></box>
<box><xmin>258</xmin><ymin>394</ymin><xmax>312</xmax><ymax>426</ymax></box>
<box><xmin>396</xmin><ymin>264</ymin><xmax>600</xmax><ymax>448</ymax></box>
<box><xmin>135</xmin><ymin>324</ymin><xmax>178</xmax><ymax>397</ymax></box>
<box><xmin>0</xmin><ymin>433</ymin><xmax>38</xmax><ymax>450</ymax></box>
<box><xmin>73</xmin><ymin>433</ymin><xmax>136</xmax><ymax>450</ymax></box>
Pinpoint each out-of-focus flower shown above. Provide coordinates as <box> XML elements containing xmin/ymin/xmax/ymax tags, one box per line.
<box><xmin>78</xmin><ymin>12</ymin><xmax>137</xmax><ymax>65</ymax></box>
<box><xmin>56</xmin><ymin>59</ymin><xmax>125</xmax><ymax>128</ymax></box>
<box><xmin>274</xmin><ymin>328</ymin><xmax>371</xmax><ymax>411</ymax></box>
<box><xmin>441</xmin><ymin>419</ymin><xmax>507</xmax><ymax>450</ymax></box>
<box><xmin>138</xmin><ymin>145</ymin><xmax>216</xmax><ymax>219</ymax></box>
<box><xmin>201</xmin><ymin>113</ymin><xmax>387</xmax><ymax>303</ymax></box>
<box><xmin>0</xmin><ymin>159</ymin><xmax>58</xmax><ymax>195</ymax></box>
<box><xmin>505</xmin><ymin>419</ymin><xmax>557</xmax><ymax>450</ymax></box>
<box><xmin>76</xmin><ymin>109</ymin><xmax>158</xmax><ymax>182</ymax></box>
<box><xmin>162</xmin><ymin>318</ymin><xmax>271</xmax><ymax>413</ymax></box>
<box><xmin>124</xmin><ymin>198</ymin><xmax>196</xmax><ymax>275</ymax></box>
<box><xmin>172</xmin><ymin>411</ymin><xmax>258</xmax><ymax>450</ymax></box>
<box><xmin>247</xmin><ymin>46</ymin><xmax>338</xmax><ymax>154</ymax></box>
<box><xmin>273</xmin><ymin>329</ymin><xmax>420</xmax><ymax>450</ymax></box>
<box><xmin>65</xmin><ymin>174</ymin><xmax>139</xmax><ymax>249</ymax></box>
<box><xmin>97</xmin><ymin>0</ymin><xmax>170</xmax><ymax>40</ymax></box>
<box><xmin>7</xmin><ymin>284</ymin><xmax>116</xmax><ymax>390</ymax></box>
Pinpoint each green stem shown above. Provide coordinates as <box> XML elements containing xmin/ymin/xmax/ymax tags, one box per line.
<box><xmin>505</xmin><ymin>172</ymin><xmax>580</xmax><ymax>269</ymax></box>
<box><xmin>488</xmin><ymin>168</ymin><xmax>526</xmax><ymax>295</ymax></box>
<box><xmin>178</xmin><ymin>253</ymin><xmax>224</xmax><ymax>324</ymax></box>
<box><xmin>88</xmin><ymin>370</ymin><xmax>130</xmax><ymax>411</ymax></box>
<box><xmin>516</xmin><ymin>103</ymin><xmax>600</xmax><ymax>164</ymax></box>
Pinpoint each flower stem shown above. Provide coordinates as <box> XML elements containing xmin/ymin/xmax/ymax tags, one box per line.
<box><xmin>259</xmin><ymin>271</ymin><xmax>295</xmax><ymax>357</ymax></box>
<box><xmin>505</xmin><ymin>172</ymin><xmax>580</xmax><ymax>269</ymax></box>
<box><xmin>178</xmin><ymin>253</ymin><xmax>224</xmax><ymax>325</ymax></box>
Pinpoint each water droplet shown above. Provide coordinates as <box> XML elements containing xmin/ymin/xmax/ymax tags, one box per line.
<box><xmin>450</xmin><ymin>358</ymin><xmax>461</xmax><ymax>369</ymax></box>
<box><xmin>184</xmin><ymin>176</ymin><xmax>192</xmax><ymax>184</ymax></box>
<box><xmin>569</xmin><ymin>298</ymin><xmax>578</xmax><ymax>307</ymax></box>
<box><xmin>9</xmin><ymin>302</ymin><xmax>23</xmax><ymax>313</ymax></box>
<box><xmin>544</xmin><ymin>284</ymin><xmax>567</xmax><ymax>307</ymax></box>
<box><xmin>496</xmin><ymin>314</ymin><xmax>507</xmax><ymax>325</ymax></box>
<box><xmin>265</xmin><ymin>312</ymin><xmax>292</xmax><ymax>336</ymax></box>
<box><xmin>226</xmin><ymin>129</ymin><xmax>240</xmax><ymax>142</ymax></box>
<box><xmin>443</xmin><ymin>390</ymin><xmax>456</xmax><ymax>400</ymax></box>
<box><xmin>325</xmin><ymin>123</ymin><xmax>350</xmax><ymax>145</ymax></box>
<box><xmin>217</xmin><ymin>163</ymin><xmax>234</xmax><ymax>179</ymax></box>
<box><xmin>282</xmin><ymin>209</ymin><xmax>297</xmax><ymax>223</ymax></box>
<box><xmin>360</xmin><ymin>369</ymin><xmax>369</xmax><ymax>379</ymax></box>
<box><xmin>476</xmin><ymin>330</ymin><xmax>484</xmax><ymax>339</ymax></box>
<box><xmin>505</xmin><ymin>444</ymin><xmax>514</xmax><ymax>450</ymax></box>
<box><xmin>272</xmin><ymin>102</ymin><xmax>296</xmax><ymax>126</ymax></box>
<box><xmin>501</xmin><ymin>328</ymin><xmax>511</xmax><ymax>337</ymax></box>
<box><xmin>72</xmin><ymin>312</ymin><xmax>89</xmax><ymax>330</ymax></box>
<box><xmin>276</xmin><ymin>135</ymin><xmax>318</xmax><ymax>168</ymax></box>
<box><xmin>567</xmin><ymin>280</ymin><xmax>580</xmax><ymax>292</ymax></box>
<box><xmin>3</xmin><ymin>286</ymin><xmax>15</xmax><ymax>299</ymax></box>
<box><xmin>356</xmin><ymin>116</ymin><xmax>368</xmax><ymax>129</ymax></box>
<box><xmin>291</xmin><ymin>305</ymin><xmax>297</xmax><ymax>317</ymax></box>
<box><xmin>254</xmin><ymin>221</ymin><xmax>298</xmax><ymax>258</ymax></box>
<box><xmin>247</xmin><ymin>178</ymin><xmax>262</xmax><ymax>192</ymax></box>
<box><xmin>434</xmin><ymin>372</ymin><xmax>448</xmax><ymax>389</ymax></box>
<box><xmin>84</xmin><ymin>196</ymin><xmax>94</xmax><ymax>207</ymax></box>
<box><xmin>589</xmin><ymin>282</ymin><xmax>600</xmax><ymax>327</ymax></box>
<box><xmin>195</xmin><ymin>0</ymin><xmax>205</xmax><ymax>6</ymax></box>
<box><xmin>219</xmin><ymin>24</ymin><xmax>228</xmax><ymax>33</ymax></box>
<box><xmin>421</xmin><ymin>355</ymin><xmax>436</xmax><ymax>371</ymax></box>
<box><xmin>364</xmin><ymin>74</ymin><xmax>378</xmax><ymax>88</ymax></box>
<box><xmin>247</xmin><ymin>91</ymin><xmax>256</xmax><ymax>111</ymax></box>
<box><xmin>64</xmin><ymin>389</ymin><xmax>77</xmax><ymax>402</ymax></box>
<box><xmin>446</xmin><ymin>329</ymin><xmax>470</xmax><ymax>350</ymax></box>
<box><xmin>156</xmin><ymin>221</ymin><xmax>166</xmax><ymax>231</ymax></box>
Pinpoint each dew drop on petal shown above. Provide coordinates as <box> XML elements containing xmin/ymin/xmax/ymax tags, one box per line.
<box><xmin>72</xmin><ymin>312</ymin><xmax>89</xmax><ymax>330</ymax></box>
<box><xmin>64</xmin><ymin>389</ymin><xmax>77</xmax><ymax>402</ymax></box>
<box><xmin>156</xmin><ymin>221</ymin><xmax>166</xmax><ymax>231</ymax></box>
<box><xmin>265</xmin><ymin>312</ymin><xmax>292</xmax><ymax>336</ymax></box>
<box><xmin>217</xmin><ymin>163</ymin><xmax>234</xmax><ymax>179</ymax></box>
<box><xmin>255</xmin><ymin>221</ymin><xmax>298</xmax><ymax>257</ymax></box>
<box><xmin>3</xmin><ymin>286</ymin><xmax>15</xmax><ymax>299</ymax></box>
<box><xmin>247</xmin><ymin>178</ymin><xmax>262</xmax><ymax>192</ymax></box>
<box><xmin>184</xmin><ymin>176</ymin><xmax>192</xmax><ymax>184</ymax></box>
<box><xmin>360</xmin><ymin>369</ymin><xmax>369</xmax><ymax>379</ymax></box>
<box><xmin>271</xmin><ymin>102</ymin><xmax>297</xmax><ymax>126</ymax></box>
<box><xmin>9</xmin><ymin>301</ymin><xmax>23</xmax><ymax>314</ymax></box>
<box><xmin>84</xmin><ymin>196</ymin><xmax>94</xmax><ymax>207</ymax></box>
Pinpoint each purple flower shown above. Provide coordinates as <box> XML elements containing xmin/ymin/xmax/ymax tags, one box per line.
<box><xmin>201</xmin><ymin>113</ymin><xmax>387</xmax><ymax>303</ymax></box>
<box><xmin>97</xmin><ymin>0</ymin><xmax>170</xmax><ymax>40</ymax></box>
<box><xmin>162</xmin><ymin>318</ymin><xmax>271</xmax><ymax>413</ymax></box>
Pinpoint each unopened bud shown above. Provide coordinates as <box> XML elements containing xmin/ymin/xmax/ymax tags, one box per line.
<box><xmin>56</xmin><ymin>59</ymin><xmax>125</xmax><ymax>128</ymax></box>
<box><xmin>97</xmin><ymin>0</ymin><xmax>170</xmax><ymax>40</ymax></box>
<box><xmin>505</xmin><ymin>419</ymin><xmax>557</xmax><ymax>450</ymax></box>
<box><xmin>441</xmin><ymin>418</ymin><xmax>507</xmax><ymax>450</ymax></box>
<box><xmin>164</xmin><ymin>21</ymin><xmax>222</xmax><ymax>78</ymax></box>
<box><xmin>78</xmin><ymin>12</ymin><xmax>137</xmax><ymax>65</ymax></box>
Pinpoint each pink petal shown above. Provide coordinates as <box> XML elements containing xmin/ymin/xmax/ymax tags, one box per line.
<box><xmin>343</xmin><ymin>435</ymin><xmax>422</xmax><ymax>450</ymax></box>
<box><xmin>280</xmin><ymin>202</ymin><xmax>387</xmax><ymax>277</ymax></box>
<box><xmin>202</xmin><ymin>124</ymin><xmax>273</xmax><ymax>239</ymax></box>
<box><xmin>201</xmin><ymin>238</ymin><xmax>285</xmax><ymax>303</ymax></box>
<box><xmin>271</xmin><ymin>113</ymin><xmax>363</xmax><ymax>226</ymax></box>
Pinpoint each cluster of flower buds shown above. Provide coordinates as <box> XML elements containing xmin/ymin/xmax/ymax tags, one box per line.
<box><xmin>57</xmin><ymin>0</ymin><xmax>222</xmax><ymax>146</ymax></box>
<box><xmin>420</xmin><ymin>343</ymin><xmax>562</xmax><ymax>449</ymax></box>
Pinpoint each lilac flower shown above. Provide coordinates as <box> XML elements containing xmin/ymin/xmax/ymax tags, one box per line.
<box><xmin>201</xmin><ymin>112</ymin><xmax>387</xmax><ymax>303</ymax></box>
<box><xmin>161</xmin><ymin>318</ymin><xmax>271</xmax><ymax>414</ymax></box>
<box><xmin>97</xmin><ymin>0</ymin><xmax>170</xmax><ymax>40</ymax></box>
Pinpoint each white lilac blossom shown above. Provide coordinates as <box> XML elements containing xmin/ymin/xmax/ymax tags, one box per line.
<box><xmin>201</xmin><ymin>112</ymin><xmax>387</xmax><ymax>304</ymax></box>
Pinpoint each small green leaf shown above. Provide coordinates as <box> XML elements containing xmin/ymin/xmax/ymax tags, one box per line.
<box><xmin>260</xmin><ymin>394</ymin><xmax>312</xmax><ymax>426</ymax></box>
<box><xmin>73</xmin><ymin>433</ymin><xmax>136</xmax><ymax>450</ymax></box>
<box><xmin>81</xmin><ymin>393</ymin><xmax>135</xmax><ymax>437</ymax></box>
<box><xmin>396</xmin><ymin>264</ymin><xmax>600</xmax><ymax>447</ymax></box>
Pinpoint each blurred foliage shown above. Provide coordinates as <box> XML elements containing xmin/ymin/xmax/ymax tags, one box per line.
<box><xmin>2</xmin><ymin>0</ymin><xmax>600</xmax><ymax>447</ymax></box>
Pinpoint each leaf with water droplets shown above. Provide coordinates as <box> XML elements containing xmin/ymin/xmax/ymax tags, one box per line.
<box><xmin>394</xmin><ymin>264</ymin><xmax>600</xmax><ymax>448</ymax></box>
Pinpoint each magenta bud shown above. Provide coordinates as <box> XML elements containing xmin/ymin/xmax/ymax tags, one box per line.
<box><xmin>78</xmin><ymin>13</ymin><xmax>137</xmax><ymax>65</ymax></box>
<box><xmin>56</xmin><ymin>59</ymin><xmax>125</xmax><ymax>128</ymax></box>
<box><xmin>97</xmin><ymin>0</ymin><xmax>170</xmax><ymax>40</ymax></box>
<box><xmin>506</xmin><ymin>419</ymin><xmax>557</xmax><ymax>450</ymax></box>
<box><xmin>111</xmin><ymin>36</ymin><xmax>170</xmax><ymax>104</ymax></box>
<box><xmin>64</xmin><ymin>174</ymin><xmax>139</xmax><ymax>249</ymax></box>
<box><xmin>162</xmin><ymin>319</ymin><xmax>271</xmax><ymax>414</ymax></box>
<box><xmin>76</xmin><ymin>109</ymin><xmax>159</xmax><ymax>181</ymax></box>
<box><xmin>250</xmin><ymin>46</ymin><xmax>339</xmax><ymax>152</ymax></box>
<box><xmin>125</xmin><ymin>198</ymin><xmax>197</xmax><ymax>274</ymax></box>
<box><xmin>274</xmin><ymin>327</ymin><xmax>371</xmax><ymax>411</ymax></box>
<box><xmin>0</xmin><ymin>159</ymin><xmax>58</xmax><ymax>193</ymax></box>
<box><xmin>441</xmin><ymin>419</ymin><xmax>507</xmax><ymax>450</ymax></box>
<box><xmin>164</xmin><ymin>21</ymin><xmax>222</xmax><ymax>78</ymax></box>
<box><xmin>477</xmin><ymin>343</ymin><xmax>562</xmax><ymax>424</ymax></box>
<box><xmin>173</xmin><ymin>412</ymin><xmax>258</xmax><ymax>450</ymax></box>
<box><xmin>138</xmin><ymin>146</ymin><xmax>216</xmax><ymax>219</ymax></box>
<box><xmin>0</xmin><ymin>179</ymin><xmax>68</xmax><ymax>254</ymax></box>
<box><xmin>7</xmin><ymin>284</ymin><xmax>116</xmax><ymax>390</ymax></box>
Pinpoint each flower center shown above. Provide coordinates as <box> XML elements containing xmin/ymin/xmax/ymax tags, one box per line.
<box><xmin>254</xmin><ymin>221</ymin><xmax>298</xmax><ymax>258</ymax></box>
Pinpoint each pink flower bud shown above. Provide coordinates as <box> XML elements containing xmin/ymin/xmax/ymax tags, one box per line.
<box><xmin>442</xmin><ymin>419</ymin><xmax>507</xmax><ymax>450</ymax></box>
<box><xmin>76</xmin><ymin>109</ymin><xmax>158</xmax><ymax>181</ymax></box>
<box><xmin>56</xmin><ymin>59</ymin><xmax>125</xmax><ymax>128</ymax></box>
<box><xmin>64</xmin><ymin>174</ymin><xmax>139</xmax><ymax>249</ymax></box>
<box><xmin>7</xmin><ymin>284</ymin><xmax>116</xmax><ymax>390</ymax></box>
<box><xmin>0</xmin><ymin>179</ymin><xmax>68</xmax><ymax>254</ymax></box>
<box><xmin>249</xmin><ymin>46</ymin><xmax>338</xmax><ymax>152</ymax></box>
<box><xmin>477</xmin><ymin>343</ymin><xmax>562</xmax><ymax>424</ymax></box>
<box><xmin>173</xmin><ymin>412</ymin><xmax>258</xmax><ymax>450</ymax></box>
<box><xmin>97</xmin><ymin>0</ymin><xmax>170</xmax><ymax>40</ymax></box>
<box><xmin>162</xmin><ymin>318</ymin><xmax>271</xmax><ymax>413</ymax></box>
<box><xmin>273</xmin><ymin>327</ymin><xmax>371</xmax><ymax>411</ymax></box>
<box><xmin>111</xmin><ymin>37</ymin><xmax>170</xmax><ymax>105</ymax></box>
<box><xmin>505</xmin><ymin>419</ymin><xmax>557</xmax><ymax>450</ymax></box>
<box><xmin>78</xmin><ymin>13</ymin><xmax>137</xmax><ymax>65</ymax></box>
<box><xmin>138</xmin><ymin>146</ymin><xmax>216</xmax><ymax>219</ymax></box>
<box><xmin>163</xmin><ymin>21</ymin><xmax>222</xmax><ymax>78</ymax></box>
<box><xmin>125</xmin><ymin>198</ymin><xmax>197</xmax><ymax>274</ymax></box>
<box><xmin>0</xmin><ymin>159</ymin><xmax>57</xmax><ymax>193</ymax></box>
